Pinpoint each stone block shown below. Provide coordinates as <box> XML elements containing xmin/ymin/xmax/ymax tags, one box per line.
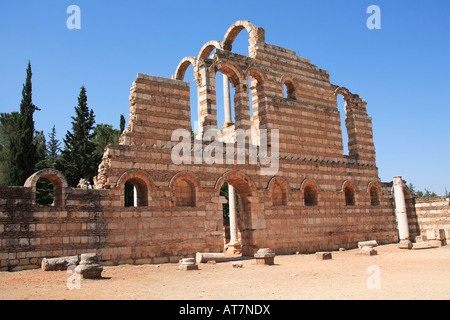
<box><xmin>254</xmin><ymin>248</ymin><xmax>275</xmax><ymax>265</ymax></box>
<box><xmin>75</xmin><ymin>253</ymin><xmax>103</xmax><ymax>279</ymax></box>
<box><xmin>360</xmin><ymin>247</ymin><xmax>377</xmax><ymax>256</ymax></box>
<box><xmin>415</xmin><ymin>235</ymin><xmax>427</xmax><ymax>243</ymax></box>
<box><xmin>315</xmin><ymin>252</ymin><xmax>332</xmax><ymax>260</ymax></box>
<box><xmin>398</xmin><ymin>240</ymin><xmax>413</xmax><ymax>249</ymax></box>
<box><xmin>428</xmin><ymin>240</ymin><xmax>443</xmax><ymax>247</ymax></box>
<box><xmin>357</xmin><ymin>240</ymin><xmax>377</xmax><ymax>248</ymax></box>
<box><xmin>179</xmin><ymin>258</ymin><xmax>198</xmax><ymax>271</ymax></box>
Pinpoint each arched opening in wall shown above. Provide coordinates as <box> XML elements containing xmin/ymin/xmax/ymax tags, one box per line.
<box><xmin>283</xmin><ymin>80</ymin><xmax>296</xmax><ymax>100</ymax></box>
<box><xmin>272</xmin><ymin>181</ymin><xmax>287</xmax><ymax>206</ymax></box>
<box><xmin>124</xmin><ymin>178</ymin><xmax>148</xmax><ymax>207</ymax></box>
<box><xmin>35</xmin><ymin>177</ymin><xmax>55</xmax><ymax>206</ymax></box>
<box><xmin>304</xmin><ymin>185</ymin><xmax>318</xmax><ymax>206</ymax></box>
<box><xmin>220</xmin><ymin>182</ymin><xmax>241</xmax><ymax>255</ymax></box>
<box><xmin>344</xmin><ymin>184</ymin><xmax>356</xmax><ymax>206</ymax></box>
<box><xmin>337</xmin><ymin>94</ymin><xmax>349</xmax><ymax>155</ymax></box>
<box><xmin>229</xmin><ymin>28</ymin><xmax>251</xmax><ymax>57</ymax></box>
<box><xmin>186</xmin><ymin>64</ymin><xmax>199</xmax><ymax>136</ymax></box>
<box><xmin>174</xmin><ymin>179</ymin><xmax>196</xmax><ymax>207</ymax></box>
<box><xmin>370</xmin><ymin>184</ymin><xmax>380</xmax><ymax>206</ymax></box>
<box><xmin>216</xmin><ymin>70</ymin><xmax>236</xmax><ymax>131</ymax></box>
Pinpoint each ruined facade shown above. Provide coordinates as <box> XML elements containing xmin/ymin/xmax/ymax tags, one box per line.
<box><xmin>2</xmin><ymin>21</ymin><xmax>439</xmax><ymax>271</ymax></box>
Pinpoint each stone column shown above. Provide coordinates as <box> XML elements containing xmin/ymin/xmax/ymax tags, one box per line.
<box><xmin>133</xmin><ymin>185</ymin><xmax>138</xmax><ymax>207</ymax></box>
<box><xmin>223</xmin><ymin>74</ymin><xmax>233</xmax><ymax>128</ymax></box>
<box><xmin>393</xmin><ymin>176</ymin><xmax>412</xmax><ymax>248</ymax></box>
<box><xmin>227</xmin><ymin>184</ymin><xmax>241</xmax><ymax>253</ymax></box>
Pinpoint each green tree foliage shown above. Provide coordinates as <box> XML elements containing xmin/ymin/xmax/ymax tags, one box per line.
<box><xmin>120</xmin><ymin>114</ymin><xmax>126</xmax><ymax>132</ymax></box>
<box><xmin>7</xmin><ymin>62</ymin><xmax>40</xmax><ymax>185</ymax></box>
<box><xmin>0</xmin><ymin>112</ymin><xmax>20</xmax><ymax>185</ymax></box>
<box><xmin>92</xmin><ymin>123</ymin><xmax>120</xmax><ymax>157</ymax></box>
<box><xmin>57</xmin><ymin>86</ymin><xmax>98</xmax><ymax>187</ymax></box>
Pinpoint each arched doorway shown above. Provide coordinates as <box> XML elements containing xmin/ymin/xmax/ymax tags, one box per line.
<box><xmin>216</xmin><ymin>171</ymin><xmax>259</xmax><ymax>256</ymax></box>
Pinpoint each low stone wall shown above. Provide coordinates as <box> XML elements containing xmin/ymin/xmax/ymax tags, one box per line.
<box><xmin>414</xmin><ymin>197</ymin><xmax>450</xmax><ymax>238</ymax></box>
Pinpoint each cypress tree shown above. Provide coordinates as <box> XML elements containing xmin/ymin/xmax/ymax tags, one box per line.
<box><xmin>57</xmin><ymin>86</ymin><xmax>98</xmax><ymax>187</ymax></box>
<box><xmin>7</xmin><ymin>62</ymin><xmax>40</xmax><ymax>185</ymax></box>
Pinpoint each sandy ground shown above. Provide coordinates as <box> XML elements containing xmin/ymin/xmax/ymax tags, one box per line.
<box><xmin>0</xmin><ymin>244</ymin><xmax>449</xmax><ymax>301</ymax></box>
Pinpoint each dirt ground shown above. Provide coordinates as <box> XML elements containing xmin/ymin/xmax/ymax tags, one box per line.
<box><xmin>0</xmin><ymin>244</ymin><xmax>449</xmax><ymax>300</ymax></box>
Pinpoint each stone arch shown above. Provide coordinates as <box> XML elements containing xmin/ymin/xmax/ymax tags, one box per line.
<box><xmin>24</xmin><ymin>168</ymin><xmax>68</xmax><ymax>207</ymax></box>
<box><xmin>367</xmin><ymin>181</ymin><xmax>382</xmax><ymax>206</ymax></box>
<box><xmin>116</xmin><ymin>169</ymin><xmax>154</xmax><ymax>207</ymax></box>
<box><xmin>173</xmin><ymin>56</ymin><xmax>197</xmax><ymax>81</ymax></box>
<box><xmin>280</xmin><ymin>74</ymin><xmax>297</xmax><ymax>100</ymax></box>
<box><xmin>342</xmin><ymin>180</ymin><xmax>357</xmax><ymax>206</ymax></box>
<box><xmin>210</xmin><ymin>58</ymin><xmax>245</xmax><ymax>88</ymax></box>
<box><xmin>197</xmin><ymin>40</ymin><xmax>222</xmax><ymax>61</ymax></box>
<box><xmin>300</xmin><ymin>179</ymin><xmax>320</xmax><ymax>206</ymax></box>
<box><xmin>245</xmin><ymin>66</ymin><xmax>267</xmax><ymax>85</ymax></box>
<box><xmin>267</xmin><ymin>176</ymin><xmax>290</xmax><ymax>206</ymax></box>
<box><xmin>215</xmin><ymin>171</ymin><xmax>260</xmax><ymax>255</ymax></box>
<box><xmin>170</xmin><ymin>172</ymin><xmax>200</xmax><ymax>207</ymax></box>
<box><xmin>222</xmin><ymin>20</ymin><xmax>264</xmax><ymax>52</ymax></box>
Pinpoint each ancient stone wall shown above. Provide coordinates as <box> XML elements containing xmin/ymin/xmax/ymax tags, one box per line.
<box><xmin>1</xmin><ymin>21</ymin><xmax>405</xmax><ymax>271</ymax></box>
<box><xmin>414</xmin><ymin>197</ymin><xmax>450</xmax><ymax>238</ymax></box>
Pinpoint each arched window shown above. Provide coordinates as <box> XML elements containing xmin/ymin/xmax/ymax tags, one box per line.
<box><xmin>283</xmin><ymin>80</ymin><xmax>296</xmax><ymax>100</ymax></box>
<box><xmin>337</xmin><ymin>93</ymin><xmax>349</xmax><ymax>155</ymax></box>
<box><xmin>272</xmin><ymin>181</ymin><xmax>287</xmax><ymax>206</ymax></box>
<box><xmin>124</xmin><ymin>178</ymin><xmax>148</xmax><ymax>207</ymax></box>
<box><xmin>35</xmin><ymin>177</ymin><xmax>55</xmax><ymax>206</ymax></box>
<box><xmin>369</xmin><ymin>184</ymin><xmax>380</xmax><ymax>206</ymax></box>
<box><xmin>304</xmin><ymin>185</ymin><xmax>318</xmax><ymax>206</ymax></box>
<box><xmin>174</xmin><ymin>179</ymin><xmax>196</xmax><ymax>207</ymax></box>
<box><xmin>344</xmin><ymin>184</ymin><xmax>356</xmax><ymax>206</ymax></box>
<box><xmin>24</xmin><ymin>168</ymin><xmax>67</xmax><ymax>207</ymax></box>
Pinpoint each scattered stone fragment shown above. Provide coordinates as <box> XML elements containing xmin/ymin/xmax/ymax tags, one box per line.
<box><xmin>179</xmin><ymin>258</ymin><xmax>199</xmax><ymax>271</ymax></box>
<box><xmin>315</xmin><ymin>252</ymin><xmax>332</xmax><ymax>260</ymax></box>
<box><xmin>195</xmin><ymin>252</ymin><xmax>226</xmax><ymax>264</ymax></box>
<box><xmin>74</xmin><ymin>253</ymin><xmax>103</xmax><ymax>279</ymax></box>
<box><xmin>232</xmin><ymin>262</ymin><xmax>243</xmax><ymax>268</ymax></box>
<box><xmin>41</xmin><ymin>255</ymin><xmax>80</xmax><ymax>271</ymax></box>
<box><xmin>357</xmin><ymin>240</ymin><xmax>377</xmax><ymax>248</ymax></box>
<box><xmin>254</xmin><ymin>248</ymin><xmax>275</xmax><ymax>265</ymax></box>
<box><xmin>398</xmin><ymin>239</ymin><xmax>413</xmax><ymax>249</ymax></box>
<box><xmin>360</xmin><ymin>247</ymin><xmax>377</xmax><ymax>256</ymax></box>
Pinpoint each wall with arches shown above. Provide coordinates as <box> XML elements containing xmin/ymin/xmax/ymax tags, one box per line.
<box><xmin>1</xmin><ymin>21</ymin><xmax>406</xmax><ymax>271</ymax></box>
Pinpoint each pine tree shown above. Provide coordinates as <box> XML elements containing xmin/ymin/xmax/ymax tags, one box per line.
<box><xmin>120</xmin><ymin>114</ymin><xmax>126</xmax><ymax>132</ymax></box>
<box><xmin>7</xmin><ymin>62</ymin><xmax>40</xmax><ymax>185</ymax></box>
<box><xmin>47</xmin><ymin>125</ymin><xmax>61</xmax><ymax>167</ymax></box>
<box><xmin>57</xmin><ymin>86</ymin><xmax>98</xmax><ymax>187</ymax></box>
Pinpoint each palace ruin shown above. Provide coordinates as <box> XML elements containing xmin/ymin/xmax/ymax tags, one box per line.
<box><xmin>1</xmin><ymin>21</ymin><xmax>448</xmax><ymax>271</ymax></box>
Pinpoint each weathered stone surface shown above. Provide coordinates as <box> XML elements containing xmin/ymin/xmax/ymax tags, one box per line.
<box><xmin>358</xmin><ymin>240</ymin><xmax>377</xmax><ymax>248</ymax></box>
<box><xmin>398</xmin><ymin>240</ymin><xmax>413</xmax><ymax>249</ymax></box>
<box><xmin>254</xmin><ymin>248</ymin><xmax>275</xmax><ymax>265</ymax></box>
<box><xmin>41</xmin><ymin>256</ymin><xmax>80</xmax><ymax>271</ymax></box>
<box><xmin>196</xmin><ymin>252</ymin><xmax>226</xmax><ymax>264</ymax></box>
<box><xmin>360</xmin><ymin>247</ymin><xmax>377</xmax><ymax>256</ymax></box>
<box><xmin>75</xmin><ymin>253</ymin><xmax>103</xmax><ymax>279</ymax></box>
<box><xmin>315</xmin><ymin>252</ymin><xmax>332</xmax><ymax>260</ymax></box>
<box><xmin>2</xmin><ymin>20</ymin><xmax>448</xmax><ymax>272</ymax></box>
<box><xmin>179</xmin><ymin>258</ymin><xmax>199</xmax><ymax>271</ymax></box>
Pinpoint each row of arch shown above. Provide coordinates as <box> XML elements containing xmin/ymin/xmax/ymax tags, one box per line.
<box><xmin>118</xmin><ymin>170</ymin><xmax>384</xmax><ymax>208</ymax></box>
<box><xmin>174</xmin><ymin>52</ymin><xmax>297</xmax><ymax>100</ymax></box>
<box><xmin>24</xmin><ymin>168</ymin><xmax>385</xmax><ymax>209</ymax></box>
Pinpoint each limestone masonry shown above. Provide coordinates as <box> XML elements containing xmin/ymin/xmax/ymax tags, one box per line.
<box><xmin>1</xmin><ymin>21</ymin><xmax>448</xmax><ymax>271</ymax></box>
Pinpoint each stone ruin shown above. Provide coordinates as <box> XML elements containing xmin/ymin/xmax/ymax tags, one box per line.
<box><xmin>1</xmin><ymin>21</ymin><xmax>448</xmax><ymax>271</ymax></box>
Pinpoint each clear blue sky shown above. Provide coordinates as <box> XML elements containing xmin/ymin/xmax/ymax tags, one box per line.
<box><xmin>0</xmin><ymin>0</ymin><xmax>449</xmax><ymax>194</ymax></box>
